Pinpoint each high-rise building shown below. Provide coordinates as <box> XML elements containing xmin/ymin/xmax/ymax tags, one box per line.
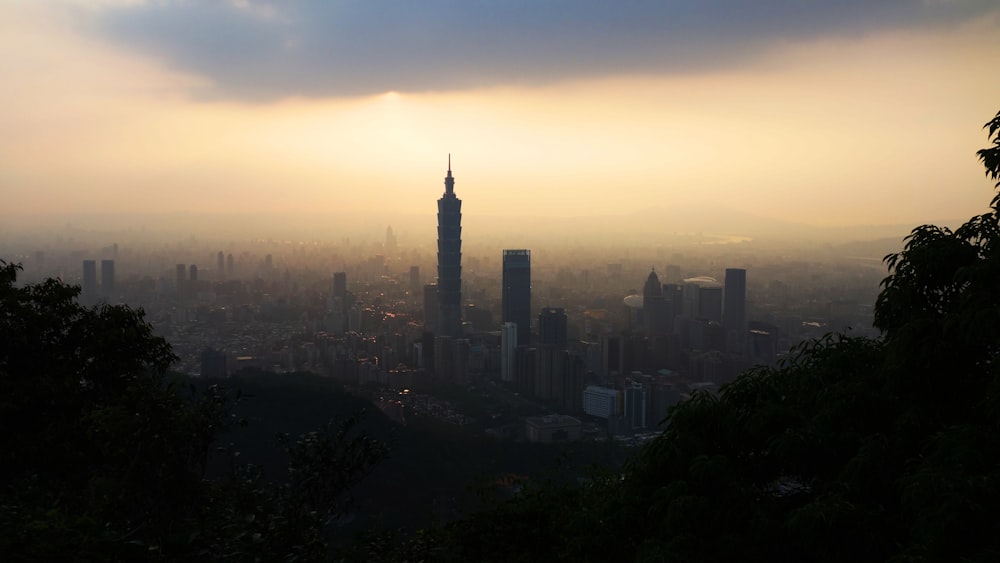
<box><xmin>175</xmin><ymin>264</ymin><xmax>186</xmax><ymax>292</ymax></box>
<box><xmin>189</xmin><ymin>264</ymin><xmax>198</xmax><ymax>283</ymax></box>
<box><xmin>643</xmin><ymin>269</ymin><xmax>671</xmax><ymax>334</ymax></box>
<box><xmin>385</xmin><ymin>225</ymin><xmax>398</xmax><ymax>253</ymax></box>
<box><xmin>502</xmin><ymin>249</ymin><xmax>531</xmax><ymax>346</ymax></box>
<box><xmin>624</xmin><ymin>383</ymin><xmax>649</xmax><ymax>430</ymax></box>
<box><xmin>583</xmin><ymin>386</ymin><xmax>619</xmax><ymax>419</ymax></box>
<box><xmin>698</xmin><ymin>286</ymin><xmax>722</xmax><ymax>323</ymax></box>
<box><xmin>436</xmin><ymin>156</ymin><xmax>463</xmax><ymax>338</ymax></box>
<box><xmin>333</xmin><ymin>272</ymin><xmax>347</xmax><ymax>301</ymax></box>
<box><xmin>226</xmin><ymin>253</ymin><xmax>234</xmax><ymax>275</ymax></box>
<box><xmin>217</xmin><ymin>251</ymin><xmax>225</xmax><ymax>277</ymax></box>
<box><xmin>82</xmin><ymin>260</ymin><xmax>98</xmax><ymax>304</ymax></box>
<box><xmin>724</xmin><ymin>268</ymin><xmax>747</xmax><ymax>334</ymax></box>
<box><xmin>501</xmin><ymin>322</ymin><xmax>517</xmax><ymax>383</ymax></box>
<box><xmin>100</xmin><ymin>259</ymin><xmax>115</xmax><ymax>300</ymax></box>
<box><xmin>538</xmin><ymin>307</ymin><xmax>568</xmax><ymax>349</ymax></box>
<box><xmin>409</xmin><ymin>265</ymin><xmax>420</xmax><ymax>293</ymax></box>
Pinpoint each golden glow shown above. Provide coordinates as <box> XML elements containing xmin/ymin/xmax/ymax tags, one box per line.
<box><xmin>2</xmin><ymin>4</ymin><xmax>999</xmax><ymax>229</ymax></box>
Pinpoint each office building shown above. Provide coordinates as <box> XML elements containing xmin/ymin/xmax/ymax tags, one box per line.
<box><xmin>643</xmin><ymin>269</ymin><xmax>671</xmax><ymax>334</ymax></box>
<box><xmin>436</xmin><ymin>156</ymin><xmax>463</xmax><ymax>338</ymax></box>
<box><xmin>175</xmin><ymin>264</ymin><xmax>186</xmax><ymax>292</ymax></box>
<box><xmin>217</xmin><ymin>251</ymin><xmax>225</xmax><ymax>277</ymax></box>
<box><xmin>502</xmin><ymin>249</ymin><xmax>531</xmax><ymax>346</ymax></box>
<box><xmin>501</xmin><ymin>322</ymin><xmax>517</xmax><ymax>383</ymax></box>
<box><xmin>583</xmin><ymin>386</ymin><xmax>619</xmax><ymax>419</ymax></box>
<box><xmin>409</xmin><ymin>265</ymin><xmax>420</xmax><ymax>292</ymax></box>
<box><xmin>100</xmin><ymin>259</ymin><xmax>115</xmax><ymax>300</ymax></box>
<box><xmin>538</xmin><ymin>307</ymin><xmax>567</xmax><ymax>348</ymax></box>
<box><xmin>333</xmin><ymin>271</ymin><xmax>346</xmax><ymax>300</ymax></box>
<box><xmin>698</xmin><ymin>286</ymin><xmax>723</xmax><ymax>323</ymax></box>
<box><xmin>189</xmin><ymin>264</ymin><xmax>198</xmax><ymax>283</ymax></box>
<box><xmin>385</xmin><ymin>225</ymin><xmax>397</xmax><ymax>253</ymax></box>
<box><xmin>624</xmin><ymin>383</ymin><xmax>649</xmax><ymax>430</ymax></box>
<box><xmin>724</xmin><ymin>268</ymin><xmax>747</xmax><ymax>334</ymax></box>
<box><xmin>515</xmin><ymin>346</ymin><xmax>536</xmax><ymax>393</ymax></box>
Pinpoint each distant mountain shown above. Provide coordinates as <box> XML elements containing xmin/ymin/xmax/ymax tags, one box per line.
<box><xmin>0</xmin><ymin>209</ymin><xmax>965</xmax><ymax>249</ymax></box>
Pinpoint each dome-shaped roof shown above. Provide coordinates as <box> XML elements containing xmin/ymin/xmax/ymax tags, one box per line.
<box><xmin>683</xmin><ymin>276</ymin><xmax>721</xmax><ymax>288</ymax></box>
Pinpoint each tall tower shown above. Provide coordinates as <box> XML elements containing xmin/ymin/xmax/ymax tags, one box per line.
<box><xmin>538</xmin><ymin>307</ymin><xmax>567</xmax><ymax>348</ymax></box>
<box><xmin>100</xmin><ymin>259</ymin><xmax>115</xmax><ymax>300</ymax></box>
<box><xmin>724</xmin><ymin>268</ymin><xmax>747</xmax><ymax>336</ymax></box>
<box><xmin>436</xmin><ymin>155</ymin><xmax>463</xmax><ymax>338</ymax></box>
<box><xmin>502</xmin><ymin>249</ymin><xmax>531</xmax><ymax>346</ymax></box>
<box><xmin>643</xmin><ymin>268</ymin><xmax>670</xmax><ymax>334</ymax></box>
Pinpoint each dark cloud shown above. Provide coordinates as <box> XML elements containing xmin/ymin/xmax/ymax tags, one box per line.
<box><xmin>87</xmin><ymin>0</ymin><xmax>998</xmax><ymax>100</ymax></box>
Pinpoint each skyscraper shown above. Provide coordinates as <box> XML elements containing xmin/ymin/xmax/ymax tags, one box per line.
<box><xmin>643</xmin><ymin>268</ymin><xmax>671</xmax><ymax>334</ymax></box>
<box><xmin>723</xmin><ymin>268</ymin><xmax>747</xmax><ymax>333</ymax></box>
<box><xmin>501</xmin><ymin>322</ymin><xmax>517</xmax><ymax>383</ymax></box>
<box><xmin>217</xmin><ymin>251</ymin><xmax>225</xmax><ymax>277</ymax></box>
<box><xmin>538</xmin><ymin>307</ymin><xmax>568</xmax><ymax>349</ymax></box>
<box><xmin>333</xmin><ymin>272</ymin><xmax>346</xmax><ymax>301</ymax></box>
<box><xmin>100</xmin><ymin>259</ymin><xmax>115</xmax><ymax>300</ymax></box>
<box><xmin>698</xmin><ymin>286</ymin><xmax>723</xmax><ymax>323</ymax></box>
<box><xmin>385</xmin><ymin>225</ymin><xmax>398</xmax><ymax>253</ymax></box>
<box><xmin>176</xmin><ymin>264</ymin><xmax>186</xmax><ymax>292</ymax></box>
<box><xmin>327</xmin><ymin>271</ymin><xmax>348</xmax><ymax>333</ymax></box>
<box><xmin>409</xmin><ymin>265</ymin><xmax>420</xmax><ymax>293</ymax></box>
<box><xmin>502</xmin><ymin>249</ymin><xmax>531</xmax><ymax>346</ymax></box>
<box><xmin>724</xmin><ymin>268</ymin><xmax>747</xmax><ymax>353</ymax></box>
<box><xmin>436</xmin><ymin>156</ymin><xmax>463</xmax><ymax>338</ymax></box>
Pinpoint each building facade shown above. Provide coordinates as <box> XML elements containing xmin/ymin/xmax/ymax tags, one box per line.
<box><xmin>100</xmin><ymin>259</ymin><xmax>115</xmax><ymax>300</ymax></box>
<box><xmin>724</xmin><ymin>268</ymin><xmax>747</xmax><ymax>335</ymax></box>
<box><xmin>436</xmin><ymin>157</ymin><xmax>463</xmax><ymax>338</ymax></box>
<box><xmin>502</xmin><ymin>249</ymin><xmax>531</xmax><ymax>346</ymax></box>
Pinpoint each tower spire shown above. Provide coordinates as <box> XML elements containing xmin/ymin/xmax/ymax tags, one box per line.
<box><xmin>444</xmin><ymin>154</ymin><xmax>455</xmax><ymax>194</ymax></box>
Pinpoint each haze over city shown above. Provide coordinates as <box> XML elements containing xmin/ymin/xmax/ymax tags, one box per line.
<box><xmin>7</xmin><ymin>2</ymin><xmax>1000</xmax><ymax>560</ymax></box>
<box><xmin>3</xmin><ymin>0</ymin><xmax>1000</xmax><ymax>239</ymax></box>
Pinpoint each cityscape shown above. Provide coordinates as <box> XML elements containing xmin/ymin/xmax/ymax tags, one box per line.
<box><xmin>6</xmin><ymin>159</ymin><xmax>885</xmax><ymax>444</ymax></box>
<box><xmin>3</xmin><ymin>2</ymin><xmax>1000</xmax><ymax>560</ymax></box>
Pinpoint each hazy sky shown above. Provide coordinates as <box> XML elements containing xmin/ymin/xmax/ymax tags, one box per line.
<box><xmin>2</xmin><ymin>0</ymin><xmax>999</xmax><ymax>228</ymax></box>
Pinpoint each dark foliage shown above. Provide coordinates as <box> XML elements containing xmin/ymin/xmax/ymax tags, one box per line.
<box><xmin>0</xmin><ymin>262</ymin><xmax>387</xmax><ymax>561</ymax></box>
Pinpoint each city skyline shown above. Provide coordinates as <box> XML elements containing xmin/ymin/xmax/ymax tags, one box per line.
<box><xmin>2</xmin><ymin>2</ymin><xmax>1000</xmax><ymax>229</ymax></box>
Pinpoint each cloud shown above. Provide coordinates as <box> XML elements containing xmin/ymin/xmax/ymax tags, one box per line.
<box><xmin>84</xmin><ymin>0</ymin><xmax>999</xmax><ymax>100</ymax></box>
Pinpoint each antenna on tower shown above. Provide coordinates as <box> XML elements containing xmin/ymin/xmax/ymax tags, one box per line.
<box><xmin>448</xmin><ymin>153</ymin><xmax>451</xmax><ymax>173</ymax></box>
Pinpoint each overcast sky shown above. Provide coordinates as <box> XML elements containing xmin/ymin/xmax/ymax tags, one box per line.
<box><xmin>86</xmin><ymin>0</ymin><xmax>1000</xmax><ymax>99</ymax></box>
<box><xmin>2</xmin><ymin>0</ymin><xmax>1000</xmax><ymax>231</ymax></box>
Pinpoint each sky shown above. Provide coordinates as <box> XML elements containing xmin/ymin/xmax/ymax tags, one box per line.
<box><xmin>2</xmin><ymin>0</ymin><xmax>1000</xmax><ymax>231</ymax></box>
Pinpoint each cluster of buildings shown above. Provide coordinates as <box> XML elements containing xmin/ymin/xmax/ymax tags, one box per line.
<box><xmin>409</xmin><ymin>160</ymin><xmax>762</xmax><ymax>439</ymax></box>
<box><xmin>60</xmin><ymin>158</ymin><xmax>877</xmax><ymax>440</ymax></box>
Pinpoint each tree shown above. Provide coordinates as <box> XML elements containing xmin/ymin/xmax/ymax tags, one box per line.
<box><xmin>0</xmin><ymin>261</ymin><xmax>387</xmax><ymax>561</ymax></box>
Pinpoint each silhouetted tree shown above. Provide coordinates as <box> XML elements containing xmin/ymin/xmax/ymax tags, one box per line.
<box><xmin>0</xmin><ymin>261</ymin><xmax>386</xmax><ymax>561</ymax></box>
